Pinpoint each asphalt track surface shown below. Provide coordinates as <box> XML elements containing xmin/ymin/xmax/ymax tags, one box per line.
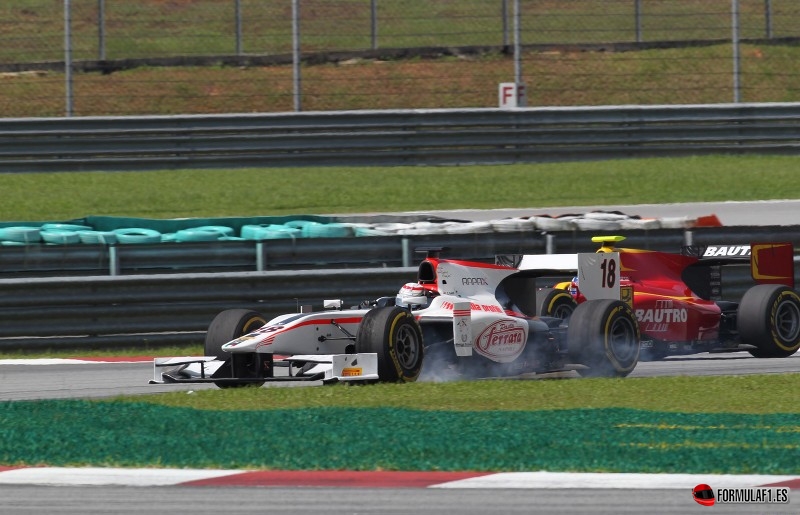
<box><xmin>1</xmin><ymin>483</ymin><xmax>798</xmax><ymax>515</ymax></box>
<box><xmin>1</xmin><ymin>351</ymin><xmax>800</xmax><ymax>401</ymax></box>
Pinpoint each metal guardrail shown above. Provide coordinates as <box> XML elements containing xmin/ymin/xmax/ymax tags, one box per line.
<box><xmin>0</xmin><ymin>226</ymin><xmax>798</xmax><ymax>351</ymax></box>
<box><xmin>0</xmin><ymin>268</ymin><xmax>417</xmax><ymax>350</ymax></box>
<box><xmin>3</xmin><ymin>103</ymin><xmax>800</xmax><ymax>172</ymax></box>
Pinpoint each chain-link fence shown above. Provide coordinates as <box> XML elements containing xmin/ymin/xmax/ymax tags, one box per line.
<box><xmin>2</xmin><ymin>1</ymin><xmax>800</xmax><ymax>117</ymax></box>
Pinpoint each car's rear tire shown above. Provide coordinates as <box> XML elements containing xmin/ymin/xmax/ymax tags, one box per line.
<box><xmin>538</xmin><ymin>288</ymin><xmax>578</xmax><ymax>320</ymax></box>
<box><xmin>567</xmin><ymin>299</ymin><xmax>640</xmax><ymax>377</ymax></box>
<box><xmin>205</xmin><ymin>309</ymin><xmax>267</xmax><ymax>387</ymax></box>
<box><xmin>738</xmin><ymin>284</ymin><xmax>800</xmax><ymax>358</ymax></box>
<box><xmin>356</xmin><ymin>306</ymin><xmax>424</xmax><ymax>383</ymax></box>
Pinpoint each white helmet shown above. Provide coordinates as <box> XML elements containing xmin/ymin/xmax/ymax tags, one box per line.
<box><xmin>396</xmin><ymin>282</ymin><xmax>428</xmax><ymax>307</ymax></box>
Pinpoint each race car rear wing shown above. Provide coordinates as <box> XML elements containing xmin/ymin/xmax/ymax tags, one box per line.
<box><xmin>682</xmin><ymin>242</ymin><xmax>794</xmax><ymax>289</ymax></box>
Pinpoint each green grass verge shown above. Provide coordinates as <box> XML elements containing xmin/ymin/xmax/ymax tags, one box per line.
<box><xmin>125</xmin><ymin>374</ymin><xmax>800</xmax><ymax>415</ymax></box>
<box><xmin>1</xmin><ymin>155</ymin><xmax>799</xmax><ymax>221</ymax></box>
<box><xmin>2</xmin><ymin>375</ymin><xmax>798</xmax><ymax>472</ymax></box>
<box><xmin>1</xmin><ymin>399</ymin><xmax>797</xmax><ymax>473</ymax></box>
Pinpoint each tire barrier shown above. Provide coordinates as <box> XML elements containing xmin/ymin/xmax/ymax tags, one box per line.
<box><xmin>0</xmin><ymin>211</ymin><xmax>797</xmax><ymax>278</ymax></box>
<box><xmin>0</xmin><ymin>210</ymin><xmax>709</xmax><ymax>248</ymax></box>
<box><xmin>0</xmin><ymin>227</ymin><xmax>42</xmax><ymax>244</ymax></box>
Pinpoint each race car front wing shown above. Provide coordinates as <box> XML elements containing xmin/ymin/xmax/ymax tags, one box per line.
<box><xmin>150</xmin><ymin>353</ymin><xmax>379</xmax><ymax>385</ymax></box>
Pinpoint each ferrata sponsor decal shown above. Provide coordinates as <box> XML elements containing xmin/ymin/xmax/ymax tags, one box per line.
<box><xmin>475</xmin><ymin>320</ymin><xmax>526</xmax><ymax>361</ymax></box>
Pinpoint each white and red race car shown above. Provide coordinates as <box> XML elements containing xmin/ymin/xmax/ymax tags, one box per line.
<box><xmin>152</xmin><ymin>248</ymin><xmax>641</xmax><ymax>387</ymax></box>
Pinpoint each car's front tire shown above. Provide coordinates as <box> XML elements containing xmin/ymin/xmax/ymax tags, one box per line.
<box><xmin>356</xmin><ymin>306</ymin><xmax>424</xmax><ymax>382</ymax></box>
<box><xmin>205</xmin><ymin>309</ymin><xmax>267</xmax><ymax>388</ymax></box>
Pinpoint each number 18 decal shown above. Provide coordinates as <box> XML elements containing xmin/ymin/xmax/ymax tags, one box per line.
<box><xmin>599</xmin><ymin>257</ymin><xmax>616</xmax><ymax>288</ymax></box>
<box><xmin>577</xmin><ymin>253</ymin><xmax>621</xmax><ymax>301</ymax></box>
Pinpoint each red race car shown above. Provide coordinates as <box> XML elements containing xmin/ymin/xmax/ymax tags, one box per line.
<box><xmin>518</xmin><ymin>236</ymin><xmax>800</xmax><ymax>360</ymax></box>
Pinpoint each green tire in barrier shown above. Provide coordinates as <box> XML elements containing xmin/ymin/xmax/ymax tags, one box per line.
<box><xmin>191</xmin><ymin>225</ymin><xmax>235</xmax><ymax>237</ymax></box>
<box><xmin>284</xmin><ymin>220</ymin><xmax>320</xmax><ymax>231</ymax></box>
<box><xmin>0</xmin><ymin>227</ymin><xmax>41</xmax><ymax>243</ymax></box>
<box><xmin>303</xmin><ymin>223</ymin><xmax>353</xmax><ymax>238</ymax></box>
<box><xmin>240</xmin><ymin>224</ymin><xmax>270</xmax><ymax>240</ymax></box>
<box><xmin>41</xmin><ymin>230</ymin><xmax>81</xmax><ymax>245</ymax></box>
<box><xmin>175</xmin><ymin>228</ymin><xmax>224</xmax><ymax>242</ymax></box>
<box><xmin>251</xmin><ymin>226</ymin><xmax>301</xmax><ymax>240</ymax></box>
<box><xmin>112</xmin><ymin>228</ymin><xmax>162</xmax><ymax>244</ymax></box>
<box><xmin>41</xmin><ymin>223</ymin><xmax>93</xmax><ymax>232</ymax></box>
<box><xmin>77</xmin><ymin>230</ymin><xmax>118</xmax><ymax>245</ymax></box>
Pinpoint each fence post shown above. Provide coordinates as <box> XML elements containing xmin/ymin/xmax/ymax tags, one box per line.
<box><xmin>371</xmin><ymin>0</ymin><xmax>378</xmax><ymax>50</ymax></box>
<box><xmin>98</xmin><ymin>0</ymin><xmax>106</xmax><ymax>60</ymax></box>
<box><xmin>108</xmin><ymin>245</ymin><xmax>120</xmax><ymax>275</ymax></box>
<box><xmin>765</xmin><ymin>0</ymin><xmax>773</xmax><ymax>39</ymax></box>
<box><xmin>545</xmin><ymin>233</ymin><xmax>555</xmax><ymax>254</ymax></box>
<box><xmin>502</xmin><ymin>0</ymin><xmax>510</xmax><ymax>48</ymax></box>
<box><xmin>292</xmin><ymin>0</ymin><xmax>302</xmax><ymax>112</ymax></box>
<box><xmin>513</xmin><ymin>0</ymin><xmax>521</xmax><ymax>86</ymax></box>
<box><xmin>634</xmin><ymin>0</ymin><xmax>643</xmax><ymax>43</ymax></box>
<box><xmin>731</xmin><ymin>0</ymin><xmax>741</xmax><ymax>103</ymax></box>
<box><xmin>256</xmin><ymin>241</ymin><xmax>266</xmax><ymax>271</ymax></box>
<box><xmin>235</xmin><ymin>0</ymin><xmax>243</xmax><ymax>55</ymax></box>
<box><xmin>64</xmin><ymin>0</ymin><xmax>74</xmax><ymax>117</ymax></box>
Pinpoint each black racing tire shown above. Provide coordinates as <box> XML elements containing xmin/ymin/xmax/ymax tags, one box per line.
<box><xmin>567</xmin><ymin>299</ymin><xmax>640</xmax><ymax>378</ymax></box>
<box><xmin>356</xmin><ymin>306</ymin><xmax>424</xmax><ymax>383</ymax></box>
<box><xmin>205</xmin><ymin>309</ymin><xmax>267</xmax><ymax>388</ymax></box>
<box><xmin>538</xmin><ymin>288</ymin><xmax>578</xmax><ymax>320</ymax></box>
<box><xmin>738</xmin><ymin>284</ymin><xmax>800</xmax><ymax>358</ymax></box>
<box><xmin>205</xmin><ymin>309</ymin><xmax>267</xmax><ymax>358</ymax></box>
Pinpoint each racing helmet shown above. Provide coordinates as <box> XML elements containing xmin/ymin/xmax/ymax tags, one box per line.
<box><xmin>396</xmin><ymin>282</ymin><xmax>431</xmax><ymax>307</ymax></box>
